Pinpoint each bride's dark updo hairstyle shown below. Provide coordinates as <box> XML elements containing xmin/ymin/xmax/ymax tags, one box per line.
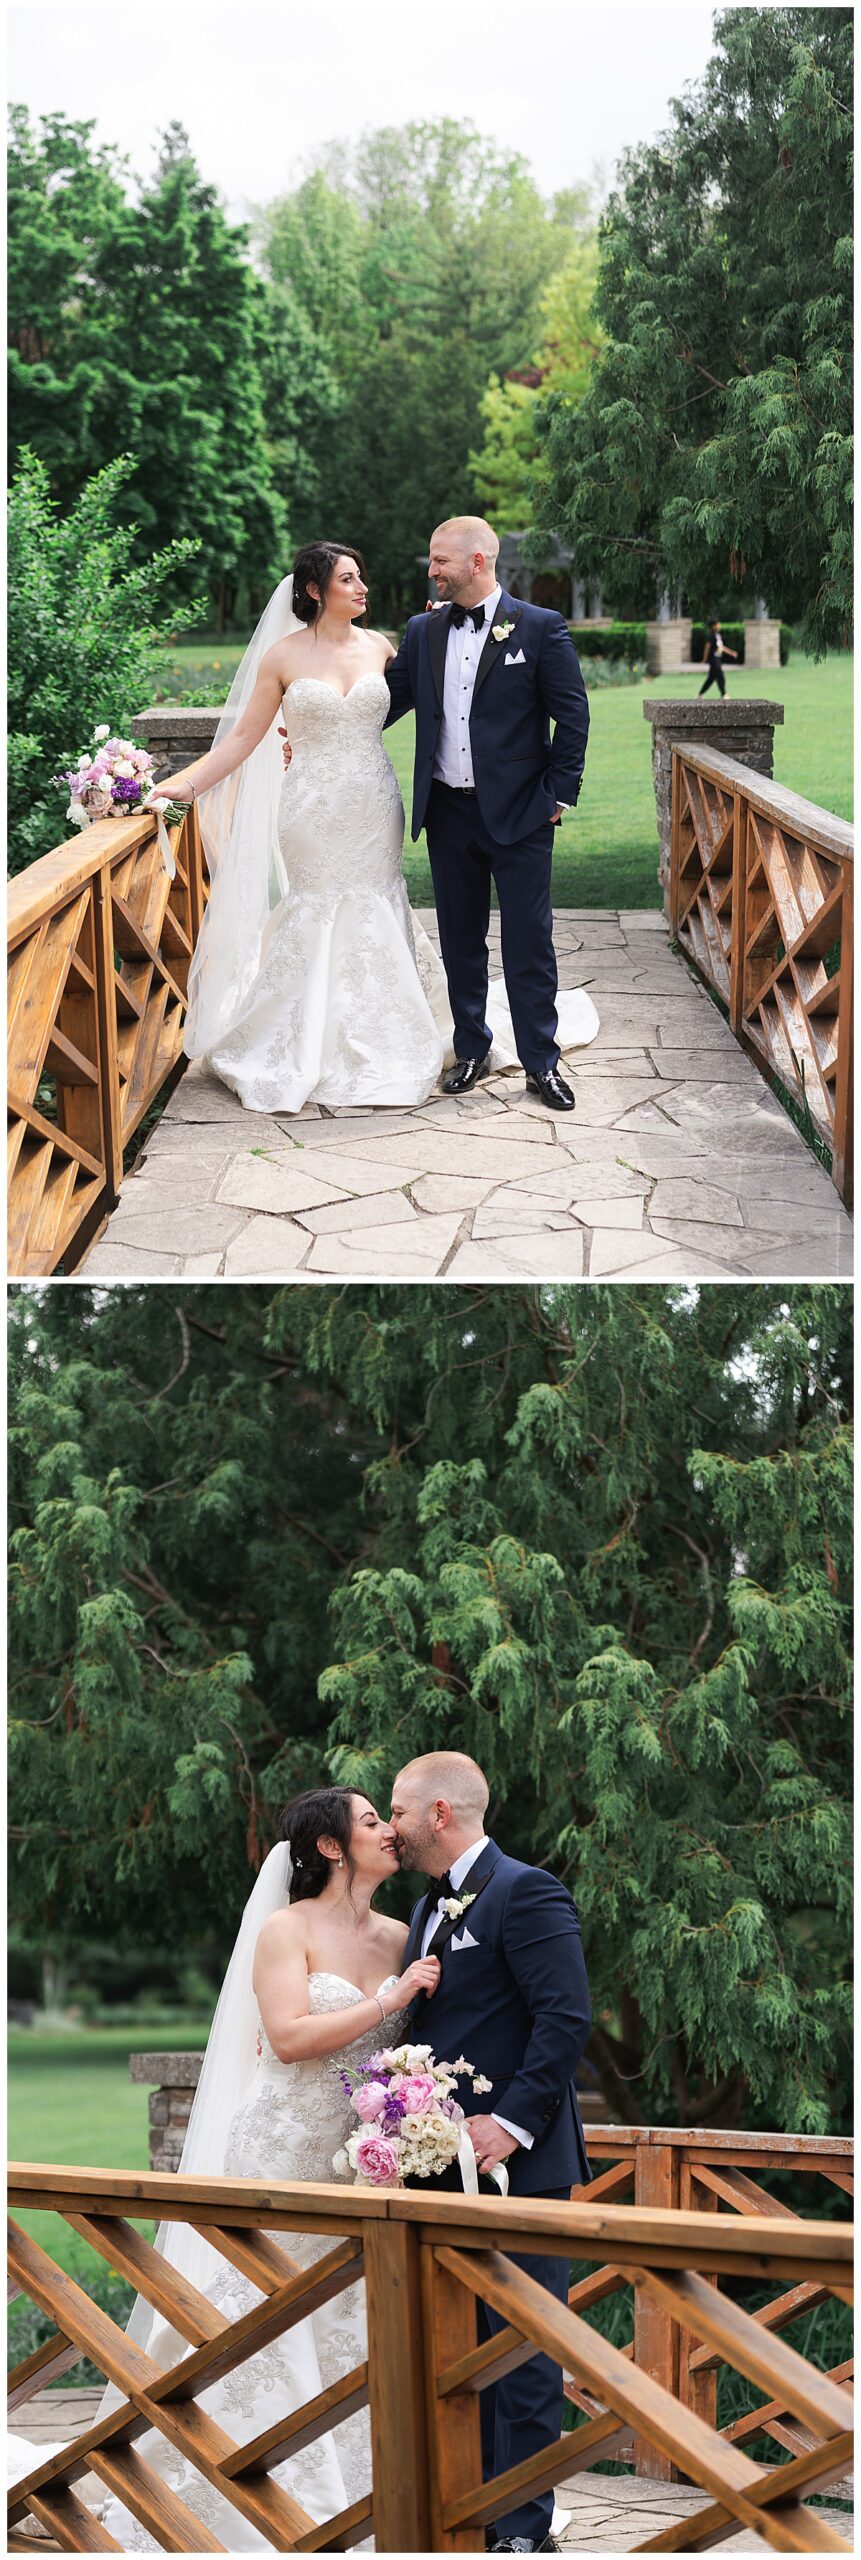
<box><xmin>291</xmin><ymin>541</ymin><xmax>367</xmax><ymax>626</ymax></box>
<box><xmin>279</xmin><ymin>1786</ymin><xmax>359</xmax><ymax>1901</ymax></box>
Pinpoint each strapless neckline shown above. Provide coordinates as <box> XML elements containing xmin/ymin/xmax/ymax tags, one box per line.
<box><xmin>307</xmin><ymin>1969</ymin><xmax>400</xmax><ymax>2001</ymax></box>
<box><xmin>282</xmin><ymin>672</ymin><xmax>389</xmax><ymax>708</ymax></box>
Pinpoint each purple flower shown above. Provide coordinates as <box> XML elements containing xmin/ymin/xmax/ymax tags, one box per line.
<box><xmin>111</xmin><ymin>778</ymin><xmax>142</xmax><ymax>804</ymax></box>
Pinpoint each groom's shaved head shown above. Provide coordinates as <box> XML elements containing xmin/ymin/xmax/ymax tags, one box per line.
<box><xmin>428</xmin><ymin>517</ymin><xmax>500</xmax><ymax>607</ymax></box>
<box><xmin>433</xmin><ymin>515</ymin><xmax>499</xmax><ymax>567</ymax></box>
<box><xmin>390</xmin><ymin>1752</ymin><xmax>489</xmax><ymax>1878</ymax></box>
<box><xmin>395</xmin><ymin>1752</ymin><xmax>489</xmax><ymax>1817</ymax></box>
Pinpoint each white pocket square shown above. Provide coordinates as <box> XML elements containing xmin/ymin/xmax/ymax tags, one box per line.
<box><xmin>504</xmin><ymin>648</ymin><xmax>526</xmax><ymax>666</ymax></box>
<box><xmin>451</xmin><ymin>1926</ymin><xmax>480</xmax><ymax>1950</ymax></box>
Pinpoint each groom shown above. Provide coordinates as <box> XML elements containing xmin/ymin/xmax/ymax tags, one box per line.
<box><xmin>390</xmin><ymin>1750</ymin><xmax>591</xmax><ymax>2554</ymax></box>
<box><xmin>384</xmin><ymin>517</ymin><xmax>590</xmax><ymax>1111</ymax></box>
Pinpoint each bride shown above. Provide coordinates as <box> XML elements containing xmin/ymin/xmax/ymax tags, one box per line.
<box><xmin>150</xmin><ymin>540</ymin><xmax>598</xmax><ymax>1114</ymax></box>
<box><xmin>93</xmin><ymin>1788</ymin><xmax>438</xmax><ymax>2549</ymax></box>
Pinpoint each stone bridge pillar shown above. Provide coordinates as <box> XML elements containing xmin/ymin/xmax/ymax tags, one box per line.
<box><xmin>644</xmin><ymin>697</ymin><xmax>785</xmax><ymax>913</ymax></box>
<box><xmin>129</xmin><ymin>2051</ymin><xmax>203</xmax><ymax>2170</ymax></box>
<box><xmin>131</xmin><ymin>708</ymin><xmax>222</xmax><ymax>784</ymax></box>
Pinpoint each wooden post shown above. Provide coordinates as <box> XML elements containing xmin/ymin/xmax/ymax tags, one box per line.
<box><xmin>677</xmin><ymin>2161</ymin><xmax>719</xmax><ymax>2434</ymax></box>
<box><xmin>185</xmin><ymin>805</ymin><xmax>206</xmax><ymax>947</ymax></box>
<box><xmin>421</xmin><ymin>2238</ymin><xmax>483</xmax><ymax>2553</ymax></box>
<box><xmin>729</xmin><ymin>791</ymin><xmax>745</xmax><ymax>1038</ymax></box>
<box><xmin>633</xmin><ymin>2139</ymin><xmax>680</xmax><ymax>2480</ymax></box>
<box><xmin>92</xmin><ymin>861</ymin><xmax>123</xmax><ymax>1202</ymax></box>
<box><xmin>832</xmin><ymin>857</ymin><xmax>854</xmax><ymax>1207</ymax></box>
<box><xmin>363</xmin><ymin>2219</ymin><xmax>432</xmax><ymax>2551</ymax></box>
<box><xmin>669</xmin><ymin>752</ymin><xmax>682</xmax><ymax>934</ymax></box>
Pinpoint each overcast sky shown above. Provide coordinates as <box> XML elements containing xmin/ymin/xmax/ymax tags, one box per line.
<box><xmin>9</xmin><ymin>1</ymin><xmax>721</xmax><ymax>218</ymax></box>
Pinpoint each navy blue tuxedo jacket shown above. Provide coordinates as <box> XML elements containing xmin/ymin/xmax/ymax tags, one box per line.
<box><xmin>403</xmin><ymin>1838</ymin><xmax>591</xmax><ymax>2196</ymax></box>
<box><xmin>384</xmin><ymin>591</ymin><xmax>590</xmax><ymax>846</ymax></box>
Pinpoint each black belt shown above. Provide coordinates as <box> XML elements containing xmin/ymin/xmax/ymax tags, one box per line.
<box><xmin>434</xmin><ymin>778</ymin><xmax>476</xmax><ymax>795</ymax></box>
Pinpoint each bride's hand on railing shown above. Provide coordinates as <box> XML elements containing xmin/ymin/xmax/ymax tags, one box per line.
<box><xmin>144</xmin><ymin>775</ymin><xmax>196</xmax><ymax>807</ymax></box>
<box><xmin>385</xmin><ymin>1955</ymin><xmax>441</xmax><ymax>2010</ymax></box>
<box><xmin>278</xmin><ymin>726</ymin><xmax>293</xmax><ymax>771</ymax></box>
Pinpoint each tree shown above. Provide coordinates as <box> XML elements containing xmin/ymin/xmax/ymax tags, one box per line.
<box><xmin>8</xmin><ymin>1283</ymin><xmax>851</xmax><ymax>2134</ymax></box>
<box><xmin>7</xmin><ymin>448</ymin><xmax>204</xmax><ymax>874</ymax></box>
<box><xmin>470</xmin><ymin>209</ymin><xmax>603</xmax><ymax>527</ymax></box>
<box><xmin>257</xmin><ymin>125</ymin><xmax>589</xmax><ymax>619</ymax></box>
<box><xmin>533</xmin><ymin>10</ymin><xmax>853</xmax><ymax>646</ymax></box>
<box><xmin>8</xmin><ymin>112</ymin><xmax>289</xmax><ymax>618</ymax></box>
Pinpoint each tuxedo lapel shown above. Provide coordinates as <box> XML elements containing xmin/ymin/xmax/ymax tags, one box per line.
<box><xmin>427</xmin><ymin>602</ymin><xmax>451</xmax><ymax>707</ymax></box>
<box><xmin>405</xmin><ymin>1887</ymin><xmax>435</xmax><ymax>1963</ymax></box>
<box><xmin>471</xmin><ymin>591</ymin><xmax>523</xmax><ymax>707</ymax></box>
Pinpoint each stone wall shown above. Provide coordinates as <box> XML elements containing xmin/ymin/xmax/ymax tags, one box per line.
<box><xmin>129</xmin><ymin>2050</ymin><xmax>203</xmax><ymax>2172</ymax></box>
<box><xmin>130</xmin><ymin>708</ymin><xmax>222</xmax><ymax>785</ymax></box>
<box><xmin>644</xmin><ymin>697</ymin><xmax>785</xmax><ymax>910</ymax></box>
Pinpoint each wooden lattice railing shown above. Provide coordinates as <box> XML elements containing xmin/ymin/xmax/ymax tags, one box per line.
<box><xmin>572</xmin><ymin>2125</ymin><xmax>854</xmax><ymax>2483</ymax></box>
<box><xmin>8</xmin><ymin>2164</ymin><xmax>853</xmax><ymax>2553</ymax></box>
<box><xmin>7</xmin><ymin>808</ymin><xmax>208</xmax><ymax>1276</ymax></box>
<box><xmin>670</xmin><ymin>748</ymin><xmax>854</xmax><ymax>1204</ymax></box>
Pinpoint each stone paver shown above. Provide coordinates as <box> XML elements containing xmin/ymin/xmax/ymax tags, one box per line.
<box><xmin>9</xmin><ymin>2400</ymin><xmax>852</xmax><ymax>2551</ymax></box>
<box><xmin>84</xmin><ymin>914</ymin><xmax>853</xmax><ymax>1282</ymax></box>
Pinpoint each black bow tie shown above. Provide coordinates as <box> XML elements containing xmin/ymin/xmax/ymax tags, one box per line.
<box><xmin>435</xmin><ymin>1871</ymin><xmax>453</xmax><ymax>1902</ymax></box>
<box><xmin>449</xmin><ymin>603</ymin><xmax>486</xmax><ymax>630</ymax></box>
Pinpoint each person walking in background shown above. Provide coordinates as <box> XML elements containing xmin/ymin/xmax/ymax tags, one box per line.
<box><xmin>698</xmin><ymin>618</ymin><xmax>739</xmax><ymax>696</ymax></box>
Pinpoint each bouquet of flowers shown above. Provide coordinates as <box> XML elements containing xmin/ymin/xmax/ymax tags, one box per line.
<box><xmin>333</xmin><ymin>2040</ymin><xmax>494</xmax><ymax>2188</ymax></box>
<box><xmin>54</xmin><ymin>727</ymin><xmax>158</xmax><ymax>828</ymax></box>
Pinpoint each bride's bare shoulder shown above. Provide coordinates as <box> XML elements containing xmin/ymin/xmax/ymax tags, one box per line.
<box><xmin>255</xmin><ymin>1903</ymin><xmax>308</xmax><ymax>1955</ymax></box>
<box><xmin>366</xmin><ymin>628</ymin><xmax>396</xmax><ymax>664</ymax></box>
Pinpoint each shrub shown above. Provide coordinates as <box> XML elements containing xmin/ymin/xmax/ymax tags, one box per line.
<box><xmin>7</xmin><ymin>450</ymin><xmax>206</xmax><ymax>876</ymax></box>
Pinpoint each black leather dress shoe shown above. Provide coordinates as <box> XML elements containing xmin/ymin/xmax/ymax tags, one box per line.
<box><xmin>524</xmin><ymin>1066</ymin><xmax>575</xmax><ymax>1111</ymax></box>
<box><xmin>492</xmin><ymin>2538</ymin><xmax>559</xmax><ymax>2552</ymax></box>
<box><xmin>441</xmin><ymin>1056</ymin><xmax>491</xmax><ymax>1096</ymax></box>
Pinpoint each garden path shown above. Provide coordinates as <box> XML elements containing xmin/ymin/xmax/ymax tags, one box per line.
<box><xmin>85</xmin><ymin>911</ymin><xmax>853</xmax><ymax>1283</ymax></box>
<box><xmin>10</xmin><ymin>2392</ymin><xmax>854</xmax><ymax>2549</ymax></box>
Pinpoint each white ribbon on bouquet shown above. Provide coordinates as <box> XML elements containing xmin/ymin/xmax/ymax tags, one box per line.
<box><xmin>142</xmin><ymin>794</ymin><xmax>178</xmax><ymax>880</ymax></box>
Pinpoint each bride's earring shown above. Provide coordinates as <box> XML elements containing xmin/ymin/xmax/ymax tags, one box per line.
<box><xmin>337</xmin><ymin>1857</ymin><xmax>344</xmax><ymax>1868</ymax></box>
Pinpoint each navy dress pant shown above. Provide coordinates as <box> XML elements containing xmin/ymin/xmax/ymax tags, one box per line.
<box><xmin>425</xmin><ymin>779</ymin><xmax>560</xmax><ymax>1076</ymax></box>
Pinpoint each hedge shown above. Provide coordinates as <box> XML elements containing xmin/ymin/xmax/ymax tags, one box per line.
<box><xmin>567</xmin><ymin>621</ymin><xmax>793</xmax><ymax>666</ymax></box>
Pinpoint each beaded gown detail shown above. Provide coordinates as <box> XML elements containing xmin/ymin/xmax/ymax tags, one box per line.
<box><xmin>207</xmin><ymin>675</ymin><xmax>447</xmax><ymax>1111</ymax></box>
<box><xmin>204</xmin><ymin>673</ymin><xmax>599</xmax><ymax>1111</ymax></box>
<box><xmin>98</xmin><ymin>1973</ymin><xmax>409</xmax><ymax>2551</ymax></box>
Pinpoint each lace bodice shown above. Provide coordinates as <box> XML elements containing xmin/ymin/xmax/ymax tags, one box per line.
<box><xmin>253</xmin><ymin>1971</ymin><xmax>409</xmax><ymax>2085</ymax></box>
<box><xmin>281</xmin><ymin>671</ymin><xmax>392</xmax><ymax>756</ymax></box>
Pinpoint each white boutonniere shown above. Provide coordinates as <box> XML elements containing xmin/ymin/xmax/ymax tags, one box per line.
<box><xmin>492</xmin><ymin>620</ymin><xmax>515</xmax><ymax>643</ymax></box>
<box><xmin>443</xmin><ymin>1890</ymin><xmax>477</xmax><ymax>1921</ymax></box>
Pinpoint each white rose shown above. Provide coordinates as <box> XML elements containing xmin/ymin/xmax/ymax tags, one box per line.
<box><xmin>113</xmin><ymin>759</ymin><xmax>135</xmax><ymax>778</ymax></box>
<box><xmin>332</xmin><ymin>2148</ymin><xmax>349</xmax><ymax>2177</ymax></box>
<box><xmin>92</xmin><ymin>723</ymin><xmax>111</xmax><ymax>741</ymax></box>
<box><xmin>66</xmin><ymin>800</ymin><xmax>88</xmax><ymax>828</ymax></box>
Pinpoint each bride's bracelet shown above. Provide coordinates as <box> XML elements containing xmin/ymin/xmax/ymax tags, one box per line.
<box><xmin>374</xmin><ymin>1995</ymin><xmax>389</xmax><ymax>2027</ymax></box>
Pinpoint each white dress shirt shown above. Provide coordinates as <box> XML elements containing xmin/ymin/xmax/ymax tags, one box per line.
<box><xmin>422</xmin><ymin>1835</ymin><xmax>532</xmax><ymax>2150</ymax></box>
<box><xmin>433</xmin><ymin>585</ymin><xmax>502</xmax><ymax>789</ymax></box>
<box><xmin>432</xmin><ymin>584</ymin><xmax>570</xmax><ymax>810</ymax></box>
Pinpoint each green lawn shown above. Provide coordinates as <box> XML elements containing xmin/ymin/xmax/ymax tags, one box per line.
<box><xmin>8</xmin><ymin>2025</ymin><xmax>209</xmax><ymax>2277</ymax></box>
<box><xmin>159</xmin><ymin>650</ymin><xmax>851</xmax><ymax>910</ymax></box>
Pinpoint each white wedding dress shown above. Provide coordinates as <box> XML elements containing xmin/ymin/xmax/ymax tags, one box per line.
<box><xmin>204</xmin><ymin>673</ymin><xmax>599</xmax><ymax>1112</ymax></box>
<box><xmin>7</xmin><ymin>1976</ymin><xmax>408</xmax><ymax>2552</ymax></box>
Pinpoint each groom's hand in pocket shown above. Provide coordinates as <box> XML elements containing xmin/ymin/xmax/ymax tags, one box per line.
<box><xmin>465</xmin><ymin>2114</ymin><xmax>519</xmax><ymax>2171</ymax></box>
<box><xmin>278</xmin><ymin>726</ymin><xmax>293</xmax><ymax>770</ymax></box>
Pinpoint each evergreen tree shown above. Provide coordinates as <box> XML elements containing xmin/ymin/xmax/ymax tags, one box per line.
<box><xmin>533</xmin><ymin>9</ymin><xmax>853</xmax><ymax>647</ymax></box>
<box><xmin>8</xmin><ymin>112</ymin><xmax>288</xmax><ymax>616</ymax></box>
<box><xmin>8</xmin><ymin>1284</ymin><xmax>851</xmax><ymax>2132</ymax></box>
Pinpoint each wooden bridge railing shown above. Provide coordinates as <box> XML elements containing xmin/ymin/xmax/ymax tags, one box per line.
<box><xmin>8</xmin><ymin>2164</ymin><xmax>853</xmax><ymax>2553</ymax></box>
<box><xmin>573</xmin><ymin>2124</ymin><xmax>854</xmax><ymax>2483</ymax></box>
<box><xmin>670</xmin><ymin>747</ymin><xmax>854</xmax><ymax>1205</ymax></box>
<box><xmin>7</xmin><ymin>807</ymin><xmax>208</xmax><ymax>1276</ymax></box>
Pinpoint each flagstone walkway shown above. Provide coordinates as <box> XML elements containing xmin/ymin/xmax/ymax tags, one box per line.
<box><xmin>85</xmin><ymin>911</ymin><xmax>853</xmax><ymax>1283</ymax></box>
<box><xmin>9</xmin><ymin>2397</ymin><xmax>853</xmax><ymax>2548</ymax></box>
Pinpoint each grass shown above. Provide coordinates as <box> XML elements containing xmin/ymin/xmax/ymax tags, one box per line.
<box><xmin>8</xmin><ymin>2024</ymin><xmax>209</xmax><ymax>2278</ymax></box>
<box><xmin>157</xmin><ymin>649</ymin><xmax>853</xmax><ymax>910</ymax></box>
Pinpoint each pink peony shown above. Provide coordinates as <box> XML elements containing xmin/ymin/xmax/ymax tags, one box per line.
<box><xmin>354</xmin><ymin>2080</ymin><xmax>389</xmax><ymax>2123</ymax></box>
<box><xmin>399</xmin><ymin>2075</ymin><xmax>437</xmax><ymax>2114</ymax></box>
<box><xmin>354</xmin><ymin>2133</ymin><xmax>400</xmax><ymax>2186</ymax></box>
